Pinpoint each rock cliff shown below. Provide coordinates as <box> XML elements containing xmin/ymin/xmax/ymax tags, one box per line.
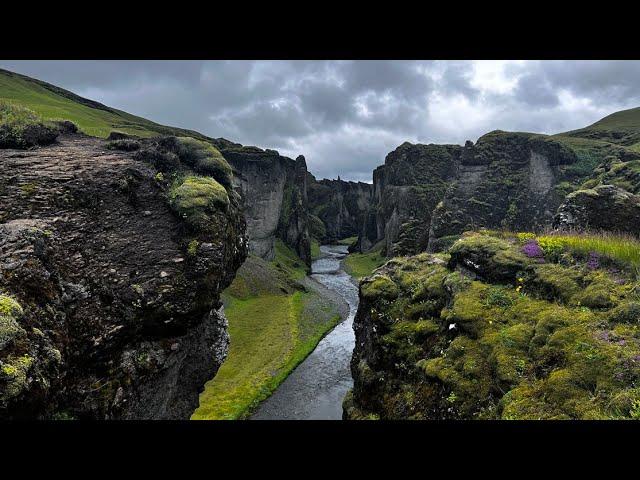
<box><xmin>307</xmin><ymin>175</ymin><xmax>372</xmax><ymax>244</ymax></box>
<box><xmin>0</xmin><ymin>133</ymin><xmax>247</xmax><ymax>419</ymax></box>
<box><xmin>360</xmin><ymin>132</ymin><xmax>584</xmax><ymax>256</ymax></box>
<box><xmin>214</xmin><ymin>139</ymin><xmax>311</xmax><ymax>268</ymax></box>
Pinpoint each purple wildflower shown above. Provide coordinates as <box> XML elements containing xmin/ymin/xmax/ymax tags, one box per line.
<box><xmin>522</xmin><ymin>240</ymin><xmax>544</xmax><ymax>259</ymax></box>
<box><xmin>587</xmin><ymin>252</ymin><xmax>600</xmax><ymax>270</ymax></box>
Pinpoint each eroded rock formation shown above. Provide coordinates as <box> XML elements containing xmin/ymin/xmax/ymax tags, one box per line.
<box><xmin>361</xmin><ymin>132</ymin><xmax>582</xmax><ymax>256</ymax></box>
<box><xmin>307</xmin><ymin>175</ymin><xmax>372</xmax><ymax>244</ymax></box>
<box><xmin>215</xmin><ymin>140</ymin><xmax>311</xmax><ymax>268</ymax></box>
<box><xmin>0</xmin><ymin>134</ymin><xmax>247</xmax><ymax>419</ymax></box>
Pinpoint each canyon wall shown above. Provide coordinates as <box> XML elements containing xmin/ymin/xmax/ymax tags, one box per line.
<box><xmin>307</xmin><ymin>175</ymin><xmax>372</xmax><ymax>244</ymax></box>
<box><xmin>0</xmin><ymin>134</ymin><xmax>247</xmax><ymax>419</ymax></box>
<box><xmin>360</xmin><ymin>132</ymin><xmax>585</xmax><ymax>255</ymax></box>
<box><xmin>216</xmin><ymin>139</ymin><xmax>311</xmax><ymax>268</ymax></box>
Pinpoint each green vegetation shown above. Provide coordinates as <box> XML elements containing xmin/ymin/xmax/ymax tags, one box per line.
<box><xmin>338</xmin><ymin>236</ymin><xmax>358</xmax><ymax>246</ymax></box>
<box><xmin>192</xmin><ymin>250</ymin><xmax>340</xmax><ymax>420</ymax></box>
<box><xmin>311</xmin><ymin>239</ymin><xmax>321</xmax><ymax>260</ymax></box>
<box><xmin>350</xmin><ymin>231</ymin><xmax>640</xmax><ymax>419</ymax></box>
<box><xmin>0</xmin><ymin>100</ymin><xmax>58</xmax><ymax>148</ymax></box>
<box><xmin>169</xmin><ymin>175</ymin><xmax>229</xmax><ymax>231</ymax></box>
<box><xmin>0</xmin><ymin>68</ymin><xmax>212</xmax><ymax>139</ymax></box>
<box><xmin>174</xmin><ymin>137</ymin><xmax>232</xmax><ymax>188</ymax></box>
<box><xmin>536</xmin><ymin>232</ymin><xmax>640</xmax><ymax>270</ymax></box>
<box><xmin>0</xmin><ymin>294</ymin><xmax>26</xmax><ymax>351</ymax></box>
<box><xmin>344</xmin><ymin>248</ymin><xmax>386</xmax><ymax>279</ymax></box>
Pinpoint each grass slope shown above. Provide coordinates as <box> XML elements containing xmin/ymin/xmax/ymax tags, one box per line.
<box><xmin>0</xmin><ymin>68</ymin><xmax>211</xmax><ymax>139</ymax></box>
<box><xmin>560</xmin><ymin>106</ymin><xmax>640</xmax><ymax>151</ymax></box>
<box><xmin>192</xmin><ymin>242</ymin><xmax>340</xmax><ymax>420</ymax></box>
<box><xmin>344</xmin><ymin>247</ymin><xmax>387</xmax><ymax>280</ymax></box>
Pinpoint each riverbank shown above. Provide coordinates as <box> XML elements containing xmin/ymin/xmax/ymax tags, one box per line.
<box><xmin>250</xmin><ymin>244</ymin><xmax>359</xmax><ymax>420</ymax></box>
<box><xmin>191</xmin><ymin>242</ymin><xmax>347</xmax><ymax>420</ymax></box>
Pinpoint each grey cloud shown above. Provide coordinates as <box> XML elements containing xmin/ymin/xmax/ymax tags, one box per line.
<box><xmin>2</xmin><ymin>60</ymin><xmax>640</xmax><ymax>181</ymax></box>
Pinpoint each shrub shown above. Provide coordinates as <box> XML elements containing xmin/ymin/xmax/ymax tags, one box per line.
<box><xmin>105</xmin><ymin>139</ymin><xmax>140</xmax><ymax>151</ymax></box>
<box><xmin>0</xmin><ymin>101</ymin><xmax>58</xmax><ymax>149</ymax></box>
<box><xmin>53</xmin><ymin>120</ymin><xmax>78</xmax><ymax>134</ymax></box>
<box><xmin>134</xmin><ymin>147</ymin><xmax>180</xmax><ymax>171</ymax></box>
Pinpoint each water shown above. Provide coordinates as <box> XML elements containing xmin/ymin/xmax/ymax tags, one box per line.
<box><xmin>250</xmin><ymin>244</ymin><xmax>359</xmax><ymax>420</ymax></box>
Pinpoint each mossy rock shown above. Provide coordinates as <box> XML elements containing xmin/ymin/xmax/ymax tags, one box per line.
<box><xmin>449</xmin><ymin>235</ymin><xmax>529</xmax><ymax>282</ymax></box>
<box><xmin>361</xmin><ymin>274</ymin><xmax>399</xmax><ymax>300</ymax></box>
<box><xmin>169</xmin><ymin>176</ymin><xmax>229</xmax><ymax>231</ymax></box>
<box><xmin>175</xmin><ymin>137</ymin><xmax>233</xmax><ymax>188</ymax></box>
<box><xmin>529</xmin><ymin>263</ymin><xmax>581</xmax><ymax>303</ymax></box>
<box><xmin>607</xmin><ymin>301</ymin><xmax>640</xmax><ymax>324</ymax></box>
<box><xmin>0</xmin><ymin>294</ymin><xmax>26</xmax><ymax>350</ymax></box>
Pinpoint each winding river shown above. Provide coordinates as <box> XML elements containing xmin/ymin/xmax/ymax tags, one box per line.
<box><xmin>251</xmin><ymin>244</ymin><xmax>359</xmax><ymax>420</ymax></box>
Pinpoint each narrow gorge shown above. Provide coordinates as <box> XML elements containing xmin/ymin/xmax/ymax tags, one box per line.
<box><xmin>3</xmin><ymin>65</ymin><xmax>640</xmax><ymax>421</ymax></box>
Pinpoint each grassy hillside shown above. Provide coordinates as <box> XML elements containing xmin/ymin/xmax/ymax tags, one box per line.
<box><xmin>560</xmin><ymin>106</ymin><xmax>640</xmax><ymax>151</ymax></box>
<box><xmin>0</xmin><ymin>68</ymin><xmax>211</xmax><ymax>139</ymax></box>
<box><xmin>192</xmin><ymin>242</ymin><xmax>341</xmax><ymax>420</ymax></box>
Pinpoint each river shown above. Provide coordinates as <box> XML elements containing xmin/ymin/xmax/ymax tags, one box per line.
<box><xmin>250</xmin><ymin>244</ymin><xmax>359</xmax><ymax>420</ymax></box>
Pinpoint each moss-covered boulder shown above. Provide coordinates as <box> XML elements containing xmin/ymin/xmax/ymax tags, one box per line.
<box><xmin>0</xmin><ymin>101</ymin><xmax>58</xmax><ymax>149</ymax></box>
<box><xmin>555</xmin><ymin>185</ymin><xmax>640</xmax><ymax>236</ymax></box>
<box><xmin>169</xmin><ymin>176</ymin><xmax>229</xmax><ymax>231</ymax></box>
<box><xmin>348</xmin><ymin>231</ymin><xmax>640</xmax><ymax>420</ymax></box>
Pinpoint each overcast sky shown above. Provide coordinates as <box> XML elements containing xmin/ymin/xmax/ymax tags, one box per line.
<box><xmin>2</xmin><ymin>60</ymin><xmax>640</xmax><ymax>182</ymax></box>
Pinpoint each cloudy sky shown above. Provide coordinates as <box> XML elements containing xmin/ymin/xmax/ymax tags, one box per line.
<box><xmin>2</xmin><ymin>60</ymin><xmax>640</xmax><ymax>182</ymax></box>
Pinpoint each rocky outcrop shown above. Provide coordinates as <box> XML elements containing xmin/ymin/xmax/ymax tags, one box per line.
<box><xmin>361</xmin><ymin>132</ymin><xmax>581</xmax><ymax>256</ymax></box>
<box><xmin>0</xmin><ymin>134</ymin><xmax>247</xmax><ymax>419</ymax></box>
<box><xmin>345</xmin><ymin>232</ymin><xmax>640</xmax><ymax>420</ymax></box>
<box><xmin>307</xmin><ymin>175</ymin><xmax>372</xmax><ymax>244</ymax></box>
<box><xmin>555</xmin><ymin>185</ymin><xmax>640</xmax><ymax>236</ymax></box>
<box><xmin>215</xmin><ymin>140</ymin><xmax>311</xmax><ymax>268</ymax></box>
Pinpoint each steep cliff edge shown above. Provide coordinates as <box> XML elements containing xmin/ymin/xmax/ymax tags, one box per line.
<box><xmin>0</xmin><ymin>133</ymin><xmax>247</xmax><ymax>419</ymax></box>
<box><xmin>215</xmin><ymin>139</ymin><xmax>311</xmax><ymax>269</ymax></box>
<box><xmin>345</xmin><ymin>231</ymin><xmax>640</xmax><ymax>419</ymax></box>
<box><xmin>307</xmin><ymin>175</ymin><xmax>372</xmax><ymax>244</ymax></box>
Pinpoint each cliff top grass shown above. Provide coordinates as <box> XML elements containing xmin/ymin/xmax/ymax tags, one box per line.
<box><xmin>0</xmin><ymin>100</ymin><xmax>59</xmax><ymax>148</ymax></box>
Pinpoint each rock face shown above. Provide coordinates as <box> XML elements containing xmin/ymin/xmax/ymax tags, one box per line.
<box><xmin>307</xmin><ymin>175</ymin><xmax>372</xmax><ymax>244</ymax></box>
<box><xmin>361</xmin><ymin>133</ymin><xmax>581</xmax><ymax>255</ymax></box>
<box><xmin>555</xmin><ymin>185</ymin><xmax>640</xmax><ymax>235</ymax></box>
<box><xmin>345</xmin><ymin>232</ymin><xmax>640</xmax><ymax>420</ymax></box>
<box><xmin>0</xmin><ymin>134</ymin><xmax>247</xmax><ymax>419</ymax></box>
<box><xmin>215</xmin><ymin>140</ymin><xmax>311</xmax><ymax>268</ymax></box>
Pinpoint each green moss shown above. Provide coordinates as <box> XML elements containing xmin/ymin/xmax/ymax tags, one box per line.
<box><xmin>355</xmin><ymin>231</ymin><xmax>640</xmax><ymax>419</ymax></box>
<box><xmin>361</xmin><ymin>274</ymin><xmax>399</xmax><ymax>300</ymax></box>
<box><xmin>0</xmin><ymin>294</ymin><xmax>26</xmax><ymax>350</ymax></box>
<box><xmin>187</xmin><ymin>239</ymin><xmax>200</xmax><ymax>256</ymax></box>
<box><xmin>310</xmin><ymin>239</ymin><xmax>321</xmax><ymax>261</ymax></box>
<box><xmin>169</xmin><ymin>175</ymin><xmax>229</xmax><ymax>231</ymax></box>
<box><xmin>175</xmin><ymin>137</ymin><xmax>232</xmax><ymax>188</ymax></box>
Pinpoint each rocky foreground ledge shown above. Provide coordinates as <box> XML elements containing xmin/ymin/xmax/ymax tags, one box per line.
<box><xmin>345</xmin><ymin>231</ymin><xmax>640</xmax><ymax>419</ymax></box>
<box><xmin>0</xmin><ymin>134</ymin><xmax>247</xmax><ymax>419</ymax></box>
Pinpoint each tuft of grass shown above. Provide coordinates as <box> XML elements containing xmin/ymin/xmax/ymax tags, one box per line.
<box><xmin>0</xmin><ymin>100</ymin><xmax>58</xmax><ymax>148</ymax></box>
<box><xmin>273</xmin><ymin>239</ymin><xmax>309</xmax><ymax>280</ymax></box>
<box><xmin>337</xmin><ymin>236</ymin><xmax>358</xmax><ymax>246</ymax></box>
<box><xmin>538</xmin><ymin>231</ymin><xmax>640</xmax><ymax>270</ymax></box>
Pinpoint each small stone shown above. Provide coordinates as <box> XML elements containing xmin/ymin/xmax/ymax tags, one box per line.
<box><xmin>160</xmin><ymin>271</ymin><xmax>169</xmax><ymax>278</ymax></box>
<box><xmin>143</xmin><ymin>211</ymin><xmax>152</xmax><ymax>217</ymax></box>
<box><xmin>170</xmin><ymin>343</ymin><xmax>179</xmax><ymax>351</ymax></box>
<box><xmin>172</xmin><ymin>257</ymin><xmax>184</xmax><ymax>263</ymax></box>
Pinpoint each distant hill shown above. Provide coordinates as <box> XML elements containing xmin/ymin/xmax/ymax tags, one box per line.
<box><xmin>0</xmin><ymin>68</ymin><xmax>212</xmax><ymax>140</ymax></box>
<box><xmin>559</xmin><ymin>106</ymin><xmax>640</xmax><ymax>152</ymax></box>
